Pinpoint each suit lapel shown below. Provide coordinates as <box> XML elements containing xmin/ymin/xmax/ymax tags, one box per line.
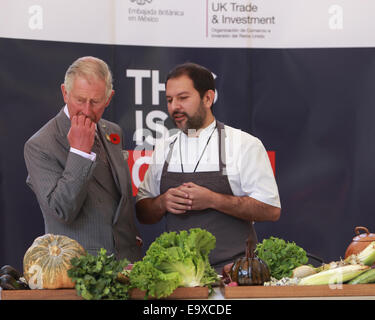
<box><xmin>97</xmin><ymin>121</ymin><xmax>124</xmax><ymax>195</ymax></box>
<box><xmin>54</xmin><ymin>108</ymin><xmax>71</xmax><ymax>152</ymax></box>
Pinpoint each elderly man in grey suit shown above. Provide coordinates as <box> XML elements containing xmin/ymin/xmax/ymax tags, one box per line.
<box><xmin>24</xmin><ymin>56</ymin><xmax>142</xmax><ymax>262</ymax></box>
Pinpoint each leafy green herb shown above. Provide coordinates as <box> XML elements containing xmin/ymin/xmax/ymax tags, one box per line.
<box><xmin>68</xmin><ymin>248</ymin><xmax>130</xmax><ymax>300</ymax></box>
<box><xmin>255</xmin><ymin>236</ymin><xmax>308</xmax><ymax>280</ymax></box>
<box><xmin>129</xmin><ymin>228</ymin><xmax>219</xmax><ymax>299</ymax></box>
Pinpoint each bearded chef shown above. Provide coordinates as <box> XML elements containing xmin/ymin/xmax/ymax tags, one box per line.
<box><xmin>135</xmin><ymin>62</ymin><xmax>281</xmax><ymax>272</ymax></box>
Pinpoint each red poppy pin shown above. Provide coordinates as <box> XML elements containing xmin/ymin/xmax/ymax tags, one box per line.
<box><xmin>106</xmin><ymin>133</ymin><xmax>120</xmax><ymax>144</ymax></box>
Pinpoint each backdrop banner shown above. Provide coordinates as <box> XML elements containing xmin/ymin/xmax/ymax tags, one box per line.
<box><xmin>1</xmin><ymin>0</ymin><xmax>375</xmax><ymax>272</ymax></box>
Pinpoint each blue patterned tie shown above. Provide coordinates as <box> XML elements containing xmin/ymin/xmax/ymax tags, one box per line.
<box><xmin>93</xmin><ymin>132</ymin><xmax>109</xmax><ymax>166</ymax></box>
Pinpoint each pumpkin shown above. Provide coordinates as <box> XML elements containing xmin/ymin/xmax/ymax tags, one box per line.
<box><xmin>23</xmin><ymin>234</ymin><xmax>86</xmax><ymax>289</ymax></box>
<box><xmin>229</xmin><ymin>237</ymin><xmax>271</xmax><ymax>286</ymax></box>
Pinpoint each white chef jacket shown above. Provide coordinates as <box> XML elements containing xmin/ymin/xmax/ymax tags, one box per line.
<box><xmin>136</xmin><ymin>120</ymin><xmax>281</xmax><ymax>208</ymax></box>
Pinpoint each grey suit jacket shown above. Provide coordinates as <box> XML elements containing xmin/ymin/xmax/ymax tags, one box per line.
<box><xmin>24</xmin><ymin>108</ymin><xmax>142</xmax><ymax>262</ymax></box>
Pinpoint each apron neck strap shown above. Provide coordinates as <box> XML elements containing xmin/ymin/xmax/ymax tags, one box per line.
<box><xmin>162</xmin><ymin>120</ymin><xmax>227</xmax><ymax>174</ymax></box>
<box><xmin>216</xmin><ymin>121</ymin><xmax>227</xmax><ymax>173</ymax></box>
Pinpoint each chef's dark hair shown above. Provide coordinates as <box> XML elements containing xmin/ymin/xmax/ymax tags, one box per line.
<box><xmin>165</xmin><ymin>62</ymin><xmax>215</xmax><ymax>99</ymax></box>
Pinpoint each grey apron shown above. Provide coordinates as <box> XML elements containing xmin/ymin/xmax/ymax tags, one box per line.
<box><xmin>160</xmin><ymin>121</ymin><xmax>257</xmax><ymax>272</ymax></box>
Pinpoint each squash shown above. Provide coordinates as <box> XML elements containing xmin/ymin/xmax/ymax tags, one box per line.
<box><xmin>23</xmin><ymin>234</ymin><xmax>86</xmax><ymax>289</ymax></box>
<box><xmin>229</xmin><ymin>237</ymin><xmax>271</xmax><ymax>286</ymax></box>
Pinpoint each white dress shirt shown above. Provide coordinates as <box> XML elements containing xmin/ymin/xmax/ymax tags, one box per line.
<box><xmin>136</xmin><ymin>120</ymin><xmax>281</xmax><ymax>208</ymax></box>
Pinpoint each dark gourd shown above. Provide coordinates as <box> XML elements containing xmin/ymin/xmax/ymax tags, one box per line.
<box><xmin>230</xmin><ymin>238</ymin><xmax>271</xmax><ymax>286</ymax></box>
<box><xmin>0</xmin><ymin>274</ymin><xmax>30</xmax><ymax>290</ymax></box>
<box><xmin>0</xmin><ymin>265</ymin><xmax>21</xmax><ymax>280</ymax></box>
<box><xmin>0</xmin><ymin>274</ymin><xmax>19</xmax><ymax>290</ymax></box>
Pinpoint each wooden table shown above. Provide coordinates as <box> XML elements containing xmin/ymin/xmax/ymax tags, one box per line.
<box><xmin>219</xmin><ymin>283</ymin><xmax>375</xmax><ymax>299</ymax></box>
<box><xmin>0</xmin><ymin>286</ymin><xmax>209</xmax><ymax>300</ymax></box>
<box><xmin>2</xmin><ymin>284</ymin><xmax>375</xmax><ymax>300</ymax></box>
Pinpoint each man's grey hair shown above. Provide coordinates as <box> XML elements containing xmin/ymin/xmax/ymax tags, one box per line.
<box><xmin>64</xmin><ymin>56</ymin><xmax>113</xmax><ymax>98</ymax></box>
